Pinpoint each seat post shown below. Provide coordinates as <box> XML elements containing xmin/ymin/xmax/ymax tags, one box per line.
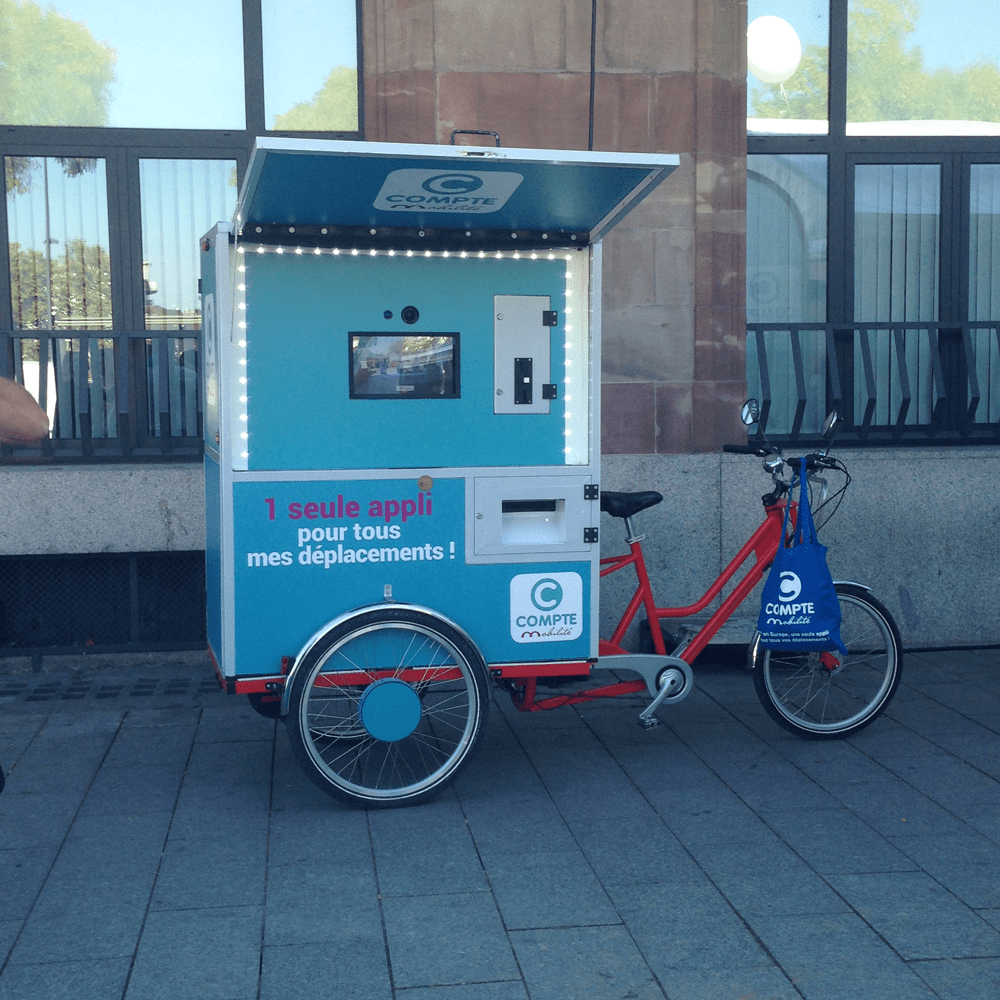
<box><xmin>623</xmin><ymin>515</ymin><xmax>644</xmax><ymax>545</ymax></box>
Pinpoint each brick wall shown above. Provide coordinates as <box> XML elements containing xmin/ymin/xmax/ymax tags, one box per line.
<box><xmin>362</xmin><ymin>0</ymin><xmax>748</xmax><ymax>455</ymax></box>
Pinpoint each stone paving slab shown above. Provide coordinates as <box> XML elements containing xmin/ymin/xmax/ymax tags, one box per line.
<box><xmin>0</xmin><ymin>647</ymin><xmax>999</xmax><ymax>998</ymax></box>
<box><xmin>510</xmin><ymin>924</ymin><xmax>664</xmax><ymax>999</ymax></box>
<box><xmin>752</xmin><ymin>911</ymin><xmax>938</xmax><ymax>1000</ymax></box>
<box><xmin>824</xmin><ymin>871</ymin><xmax>1000</xmax><ymax>960</ymax></box>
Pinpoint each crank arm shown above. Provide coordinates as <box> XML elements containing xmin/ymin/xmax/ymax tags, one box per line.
<box><xmin>594</xmin><ymin>653</ymin><xmax>694</xmax><ymax>729</ymax></box>
<box><xmin>637</xmin><ymin>658</ymin><xmax>694</xmax><ymax>728</ymax></box>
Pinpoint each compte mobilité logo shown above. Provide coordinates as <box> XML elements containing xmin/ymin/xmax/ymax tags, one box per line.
<box><xmin>421</xmin><ymin>173</ymin><xmax>484</xmax><ymax>195</ymax></box>
<box><xmin>530</xmin><ymin>578</ymin><xmax>563</xmax><ymax>611</ymax></box>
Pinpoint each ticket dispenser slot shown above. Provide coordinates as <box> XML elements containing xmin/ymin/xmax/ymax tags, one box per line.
<box><xmin>473</xmin><ymin>476</ymin><xmax>595</xmax><ymax>557</ymax></box>
<box><xmin>495</xmin><ymin>295</ymin><xmax>552</xmax><ymax>414</ymax></box>
<box><xmin>501</xmin><ymin>498</ymin><xmax>564</xmax><ymax>545</ymax></box>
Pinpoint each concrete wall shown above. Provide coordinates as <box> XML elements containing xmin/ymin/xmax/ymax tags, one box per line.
<box><xmin>0</xmin><ymin>465</ymin><xmax>205</xmax><ymax>556</ymax></box>
<box><xmin>602</xmin><ymin>447</ymin><xmax>1000</xmax><ymax>651</ymax></box>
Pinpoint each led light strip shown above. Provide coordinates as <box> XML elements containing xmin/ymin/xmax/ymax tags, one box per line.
<box><xmin>233</xmin><ymin>261</ymin><xmax>249</xmax><ymax>469</ymax></box>
<box><xmin>235</xmin><ymin>244</ymin><xmax>575</xmax><ymax>262</ymax></box>
<box><xmin>562</xmin><ymin>259</ymin><xmax>589</xmax><ymax>465</ymax></box>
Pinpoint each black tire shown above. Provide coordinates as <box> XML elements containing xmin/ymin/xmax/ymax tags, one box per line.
<box><xmin>286</xmin><ymin>608</ymin><xmax>489</xmax><ymax>807</ymax></box>
<box><xmin>247</xmin><ymin>692</ymin><xmax>282</xmax><ymax>719</ymax></box>
<box><xmin>752</xmin><ymin>583</ymin><xmax>902</xmax><ymax>739</ymax></box>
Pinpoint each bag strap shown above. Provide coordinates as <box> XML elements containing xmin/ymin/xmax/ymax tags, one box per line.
<box><xmin>780</xmin><ymin>479</ymin><xmax>795</xmax><ymax>543</ymax></box>
<box><xmin>792</xmin><ymin>458</ymin><xmax>818</xmax><ymax>546</ymax></box>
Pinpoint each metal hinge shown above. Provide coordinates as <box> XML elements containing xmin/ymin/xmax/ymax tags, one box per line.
<box><xmin>584</xmin><ymin>527</ymin><xmax>599</xmax><ymax>544</ymax></box>
<box><xmin>584</xmin><ymin>484</ymin><xmax>599</xmax><ymax>500</ymax></box>
<box><xmin>542</xmin><ymin>310</ymin><xmax>558</xmax><ymax>327</ymax></box>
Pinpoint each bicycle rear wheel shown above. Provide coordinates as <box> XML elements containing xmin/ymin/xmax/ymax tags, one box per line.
<box><xmin>752</xmin><ymin>583</ymin><xmax>902</xmax><ymax>739</ymax></box>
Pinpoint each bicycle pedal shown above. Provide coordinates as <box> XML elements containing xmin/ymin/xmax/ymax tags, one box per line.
<box><xmin>638</xmin><ymin>715</ymin><xmax>661</xmax><ymax>731</ymax></box>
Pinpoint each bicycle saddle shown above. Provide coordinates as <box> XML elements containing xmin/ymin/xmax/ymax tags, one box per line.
<box><xmin>599</xmin><ymin>490</ymin><xmax>663</xmax><ymax>519</ymax></box>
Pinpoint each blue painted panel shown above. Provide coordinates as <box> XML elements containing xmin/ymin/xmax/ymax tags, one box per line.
<box><xmin>242</xmin><ymin>148</ymin><xmax>658</xmax><ymax>235</ymax></box>
<box><xmin>243</xmin><ymin>252</ymin><xmax>571</xmax><ymax>471</ymax></box>
<box><xmin>230</xmin><ymin>477</ymin><xmax>592</xmax><ymax>676</ymax></box>
<box><xmin>204</xmin><ymin>453</ymin><xmax>223</xmax><ymax>662</ymax></box>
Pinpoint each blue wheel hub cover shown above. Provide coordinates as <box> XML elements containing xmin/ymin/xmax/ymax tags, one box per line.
<box><xmin>358</xmin><ymin>678</ymin><xmax>422</xmax><ymax>742</ymax></box>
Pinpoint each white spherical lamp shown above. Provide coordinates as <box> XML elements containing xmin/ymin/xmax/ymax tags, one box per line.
<box><xmin>747</xmin><ymin>15</ymin><xmax>802</xmax><ymax>84</ymax></box>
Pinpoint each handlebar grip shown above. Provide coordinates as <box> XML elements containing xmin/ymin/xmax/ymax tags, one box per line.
<box><xmin>722</xmin><ymin>444</ymin><xmax>760</xmax><ymax>455</ymax></box>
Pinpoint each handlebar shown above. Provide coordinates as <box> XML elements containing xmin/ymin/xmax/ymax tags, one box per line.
<box><xmin>723</xmin><ymin>444</ymin><xmax>838</xmax><ymax>472</ymax></box>
<box><xmin>723</xmin><ymin>442</ymin><xmax>850</xmax><ymax>514</ymax></box>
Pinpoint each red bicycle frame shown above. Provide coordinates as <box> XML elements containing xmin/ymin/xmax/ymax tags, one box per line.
<box><xmin>505</xmin><ymin>497</ymin><xmax>795</xmax><ymax>712</ymax></box>
<box><xmin>599</xmin><ymin>499</ymin><xmax>794</xmax><ymax>664</ymax></box>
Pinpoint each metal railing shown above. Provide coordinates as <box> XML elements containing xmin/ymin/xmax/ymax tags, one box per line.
<box><xmin>1</xmin><ymin>329</ymin><xmax>202</xmax><ymax>462</ymax></box>
<box><xmin>747</xmin><ymin>321</ymin><xmax>1000</xmax><ymax>445</ymax></box>
<box><xmin>6</xmin><ymin>322</ymin><xmax>999</xmax><ymax>461</ymax></box>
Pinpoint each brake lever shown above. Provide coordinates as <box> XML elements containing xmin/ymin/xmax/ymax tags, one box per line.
<box><xmin>808</xmin><ymin>474</ymin><xmax>829</xmax><ymax>503</ymax></box>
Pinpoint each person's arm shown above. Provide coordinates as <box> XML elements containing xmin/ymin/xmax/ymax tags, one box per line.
<box><xmin>0</xmin><ymin>377</ymin><xmax>50</xmax><ymax>444</ymax></box>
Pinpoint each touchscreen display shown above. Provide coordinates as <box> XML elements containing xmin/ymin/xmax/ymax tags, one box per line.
<box><xmin>350</xmin><ymin>334</ymin><xmax>459</xmax><ymax>399</ymax></box>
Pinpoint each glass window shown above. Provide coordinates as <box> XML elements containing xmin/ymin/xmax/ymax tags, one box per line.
<box><xmin>747</xmin><ymin>0</ymin><xmax>829</xmax><ymax>135</ymax></box>
<box><xmin>140</xmin><ymin>158</ymin><xmax>238</xmax><ymax>437</ymax></box>
<box><xmin>5</xmin><ymin>155</ymin><xmax>114</xmax><ymax>438</ymax></box>
<box><xmin>847</xmin><ymin>0</ymin><xmax>1000</xmax><ymax>136</ymax></box>
<box><xmin>140</xmin><ymin>159</ymin><xmax>237</xmax><ymax>331</ymax></box>
<box><xmin>5</xmin><ymin>156</ymin><xmax>111</xmax><ymax>330</ymax></box>
<box><xmin>969</xmin><ymin>165</ymin><xmax>1000</xmax><ymax>323</ymax></box>
<box><xmin>262</xmin><ymin>0</ymin><xmax>359</xmax><ymax>131</ymax></box>
<box><xmin>969</xmin><ymin>165</ymin><xmax>1000</xmax><ymax>423</ymax></box>
<box><xmin>855</xmin><ymin>164</ymin><xmax>940</xmax><ymax>323</ymax></box>
<box><xmin>747</xmin><ymin>155</ymin><xmax>827</xmax><ymax>324</ymax></box>
<box><xmin>0</xmin><ymin>0</ymin><xmax>245</xmax><ymax>130</ymax></box>
<box><xmin>746</xmin><ymin>154</ymin><xmax>828</xmax><ymax>434</ymax></box>
<box><xmin>854</xmin><ymin>163</ymin><xmax>940</xmax><ymax>426</ymax></box>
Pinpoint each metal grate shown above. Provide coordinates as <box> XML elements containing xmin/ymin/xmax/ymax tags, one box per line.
<box><xmin>0</xmin><ymin>672</ymin><xmax>222</xmax><ymax>705</ymax></box>
<box><xmin>0</xmin><ymin>551</ymin><xmax>206</xmax><ymax>654</ymax></box>
<box><xmin>135</xmin><ymin>552</ymin><xmax>207</xmax><ymax>643</ymax></box>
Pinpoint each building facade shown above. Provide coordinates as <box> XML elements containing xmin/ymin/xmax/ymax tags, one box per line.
<box><xmin>2</xmin><ymin>1</ymin><xmax>998</xmax><ymax>655</ymax></box>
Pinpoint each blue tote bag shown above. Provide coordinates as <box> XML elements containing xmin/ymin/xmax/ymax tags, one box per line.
<box><xmin>757</xmin><ymin>464</ymin><xmax>847</xmax><ymax>654</ymax></box>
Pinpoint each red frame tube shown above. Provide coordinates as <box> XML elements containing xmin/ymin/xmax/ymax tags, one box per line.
<box><xmin>511</xmin><ymin>675</ymin><xmax>647</xmax><ymax>712</ymax></box>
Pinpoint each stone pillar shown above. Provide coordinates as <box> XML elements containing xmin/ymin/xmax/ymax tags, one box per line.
<box><xmin>361</xmin><ymin>0</ymin><xmax>747</xmax><ymax>454</ymax></box>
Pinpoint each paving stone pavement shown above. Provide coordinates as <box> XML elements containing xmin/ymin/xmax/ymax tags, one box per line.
<box><xmin>1</xmin><ymin>647</ymin><xmax>999</xmax><ymax>999</ymax></box>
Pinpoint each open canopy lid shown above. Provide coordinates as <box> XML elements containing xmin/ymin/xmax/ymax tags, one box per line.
<box><xmin>235</xmin><ymin>137</ymin><xmax>679</xmax><ymax>250</ymax></box>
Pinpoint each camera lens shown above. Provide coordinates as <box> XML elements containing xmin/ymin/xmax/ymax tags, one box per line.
<box><xmin>401</xmin><ymin>306</ymin><xmax>419</xmax><ymax>325</ymax></box>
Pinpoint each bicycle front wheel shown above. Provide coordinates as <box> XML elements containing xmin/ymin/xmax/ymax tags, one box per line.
<box><xmin>752</xmin><ymin>583</ymin><xmax>902</xmax><ymax>739</ymax></box>
<box><xmin>286</xmin><ymin>608</ymin><xmax>489</xmax><ymax>808</ymax></box>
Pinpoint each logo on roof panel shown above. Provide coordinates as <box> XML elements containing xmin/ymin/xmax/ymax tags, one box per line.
<box><xmin>374</xmin><ymin>168</ymin><xmax>523</xmax><ymax>214</ymax></box>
